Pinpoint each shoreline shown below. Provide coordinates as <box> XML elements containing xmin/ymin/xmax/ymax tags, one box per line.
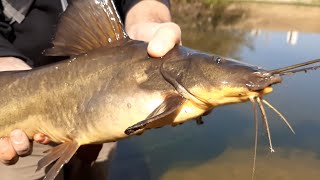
<box><xmin>171</xmin><ymin>1</ymin><xmax>320</xmax><ymax>33</ymax></box>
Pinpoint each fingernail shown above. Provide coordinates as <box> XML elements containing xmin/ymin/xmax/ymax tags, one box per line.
<box><xmin>10</xmin><ymin>130</ymin><xmax>24</xmax><ymax>144</ymax></box>
<box><xmin>10</xmin><ymin>130</ymin><xmax>30</xmax><ymax>156</ymax></box>
<box><xmin>34</xmin><ymin>133</ymin><xmax>45</xmax><ymax>140</ymax></box>
<box><xmin>34</xmin><ymin>133</ymin><xmax>49</xmax><ymax>144</ymax></box>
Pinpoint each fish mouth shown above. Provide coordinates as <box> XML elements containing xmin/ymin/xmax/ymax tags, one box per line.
<box><xmin>246</xmin><ymin>72</ymin><xmax>283</xmax><ymax>91</ymax></box>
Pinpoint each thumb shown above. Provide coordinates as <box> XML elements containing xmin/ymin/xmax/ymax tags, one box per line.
<box><xmin>147</xmin><ymin>22</ymin><xmax>181</xmax><ymax>58</ymax></box>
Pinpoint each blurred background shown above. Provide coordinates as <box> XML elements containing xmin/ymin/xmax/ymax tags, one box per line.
<box><xmin>109</xmin><ymin>1</ymin><xmax>320</xmax><ymax>179</ymax></box>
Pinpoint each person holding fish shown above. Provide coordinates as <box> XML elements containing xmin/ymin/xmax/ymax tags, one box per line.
<box><xmin>0</xmin><ymin>0</ymin><xmax>181</xmax><ymax>179</ymax></box>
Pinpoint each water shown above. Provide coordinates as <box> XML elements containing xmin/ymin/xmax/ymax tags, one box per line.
<box><xmin>109</xmin><ymin>6</ymin><xmax>320</xmax><ymax>180</ymax></box>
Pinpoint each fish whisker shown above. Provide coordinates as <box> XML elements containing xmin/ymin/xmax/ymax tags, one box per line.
<box><xmin>278</xmin><ymin>65</ymin><xmax>320</xmax><ymax>76</ymax></box>
<box><xmin>262</xmin><ymin>99</ymin><xmax>295</xmax><ymax>134</ymax></box>
<box><xmin>249</xmin><ymin>96</ymin><xmax>259</xmax><ymax>180</ymax></box>
<box><xmin>257</xmin><ymin>97</ymin><xmax>275</xmax><ymax>153</ymax></box>
<box><xmin>267</xmin><ymin>58</ymin><xmax>320</xmax><ymax>75</ymax></box>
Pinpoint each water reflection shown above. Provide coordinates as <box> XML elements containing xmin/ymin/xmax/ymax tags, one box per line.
<box><xmin>181</xmin><ymin>29</ymin><xmax>252</xmax><ymax>59</ymax></box>
<box><xmin>160</xmin><ymin>148</ymin><xmax>320</xmax><ymax>180</ymax></box>
<box><xmin>251</xmin><ymin>30</ymin><xmax>300</xmax><ymax>46</ymax></box>
<box><xmin>286</xmin><ymin>31</ymin><xmax>299</xmax><ymax>45</ymax></box>
<box><xmin>109</xmin><ymin>3</ymin><xmax>320</xmax><ymax>180</ymax></box>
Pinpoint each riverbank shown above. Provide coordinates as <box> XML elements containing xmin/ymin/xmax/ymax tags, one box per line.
<box><xmin>171</xmin><ymin>1</ymin><xmax>320</xmax><ymax>33</ymax></box>
<box><xmin>176</xmin><ymin>0</ymin><xmax>320</xmax><ymax>6</ymax></box>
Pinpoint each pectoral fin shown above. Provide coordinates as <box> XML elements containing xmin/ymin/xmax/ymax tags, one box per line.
<box><xmin>194</xmin><ymin>109</ymin><xmax>213</xmax><ymax>125</ymax></box>
<box><xmin>36</xmin><ymin>141</ymin><xmax>80</xmax><ymax>180</ymax></box>
<box><xmin>125</xmin><ymin>94</ymin><xmax>186</xmax><ymax>135</ymax></box>
<box><xmin>195</xmin><ymin>116</ymin><xmax>204</xmax><ymax>125</ymax></box>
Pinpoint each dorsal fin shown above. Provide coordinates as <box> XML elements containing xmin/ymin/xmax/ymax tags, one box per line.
<box><xmin>46</xmin><ymin>0</ymin><xmax>128</xmax><ymax>56</ymax></box>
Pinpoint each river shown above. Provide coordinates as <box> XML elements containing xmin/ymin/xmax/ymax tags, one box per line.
<box><xmin>109</xmin><ymin>2</ymin><xmax>320</xmax><ymax>180</ymax></box>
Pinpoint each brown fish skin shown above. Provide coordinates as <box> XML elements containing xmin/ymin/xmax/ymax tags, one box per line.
<box><xmin>0</xmin><ymin>39</ymin><xmax>280</xmax><ymax>145</ymax></box>
<box><xmin>0</xmin><ymin>40</ymin><xmax>162</xmax><ymax>143</ymax></box>
<box><xmin>0</xmin><ymin>0</ymin><xmax>283</xmax><ymax>179</ymax></box>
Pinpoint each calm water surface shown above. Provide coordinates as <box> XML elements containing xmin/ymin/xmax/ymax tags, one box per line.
<box><xmin>109</xmin><ymin>22</ymin><xmax>320</xmax><ymax>180</ymax></box>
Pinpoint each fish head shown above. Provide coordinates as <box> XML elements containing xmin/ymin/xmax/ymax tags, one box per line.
<box><xmin>163</xmin><ymin>51</ymin><xmax>282</xmax><ymax>106</ymax></box>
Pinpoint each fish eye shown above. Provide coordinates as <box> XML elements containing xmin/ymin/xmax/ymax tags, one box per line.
<box><xmin>215</xmin><ymin>57</ymin><xmax>222</xmax><ymax>64</ymax></box>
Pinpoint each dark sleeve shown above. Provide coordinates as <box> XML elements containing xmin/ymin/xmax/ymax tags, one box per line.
<box><xmin>0</xmin><ymin>14</ymin><xmax>31</xmax><ymax>63</ymax></box>
<box><xmin>11</xmin><ymin>0</ymin><xmax>66</xmax><ymax>67</ymax></box>
<box><xmin>115</xmin><ymin>0</ymin><xmax>171</xmax><ymax>23</ymax></box>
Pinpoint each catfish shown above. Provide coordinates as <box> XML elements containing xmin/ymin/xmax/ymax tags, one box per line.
<box><xmin>0</xmin><ymin>0</ymin><xmax>319</xmax><ymax>180</ymax></box>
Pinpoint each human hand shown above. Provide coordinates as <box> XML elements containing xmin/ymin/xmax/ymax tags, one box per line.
<box><xmin>124</xmin><ymin>0</ymin><xmax>181</xmax><ymax>58</ymax></box>
<box><xmin>126</xmin><ymin>22</ymin><xmax>181</xmax><ymax>58</ymax></box>
<box><xmin>0</xmin><ymin>57</ymin><xmax>31</xmax><ymax>71</ymax></box>
<box><xmin>0</xmin><ymin>57</ymin><xmax>50</xmax><ymax>165</ymax></box>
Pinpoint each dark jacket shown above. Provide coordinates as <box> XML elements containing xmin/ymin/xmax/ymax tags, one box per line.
<box><xmin>0</xmin><ymin>0</ymin><xmax>144</xmax><ymax>67</ymax></box>
<box><xmin>0</xmin><ymin>0</ymin><xmax>170</xmax><ymax>67</ymax></box>
<box><xmin>0</xmin><ymin>0</ymin><xmax>66</xmax><ymax>67</ymax></box>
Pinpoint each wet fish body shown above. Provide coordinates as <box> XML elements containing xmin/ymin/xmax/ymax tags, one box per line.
<box><xmin>0</xmin><ymin>39</ymin><xmax>269</xmax><ymax>143</ymax></box>
<box><xmin>0</xmin><ymin>41</ymin><xmax>203</xmax><ymax>143</ymax></box>
<box><xmin>0</xmin><ymin>0</ymin><xmax>319</xmax><ymax>179</ymax></box>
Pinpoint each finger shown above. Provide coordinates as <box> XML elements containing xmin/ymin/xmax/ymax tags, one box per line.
<box><xmin>34</xmin><ymin>133</ymin><xmax>50</xmax><ymax>144</ymax></box>
<box><xmin>0</xmin><ymin>138</ymin><xmax>18</xmax><ymax>165</ymax></box>
<box><xmin>148</xmin><ymin>22</ymin><xmax>181</xmax><ymax>58</ymax></box>
<box><xmin>10</xmin><ymin>129</ymin><xmax>31</xmax><ymax>156</ymax></box>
